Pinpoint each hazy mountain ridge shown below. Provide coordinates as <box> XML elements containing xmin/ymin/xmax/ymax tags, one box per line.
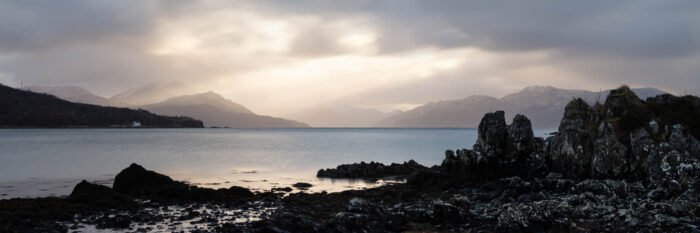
<box><xmin>22</xmin><ymin>85</ymin><xmax>116</xmax><ymax>106</ymax></box>
<box><xmin>377</xmin><ymin>86</ymin><xmax>668</xmax><ymax>128</ymax></box>
<box><xmin>19</xmin><ymin>83</ymin><xmax>308</xmax><ymax>127</ymax></box>
<box><xmin>290</xmin><ymin>105</ymin><xmax>401</xmax><ymax>127</ymax></box>
<box><xmin>109</xmin><ymin>81</ymin><xmax>198</xmax><ymax>106</ymax></box>
<box><xmin>0</xmin><ymin>84</ymin><xmax>203</xmax><ymax>128</ymax></box>
<box><xmin>142</xmin><ymin>92</ymin><xmax>309</xmax><ymax>128</ymax></box>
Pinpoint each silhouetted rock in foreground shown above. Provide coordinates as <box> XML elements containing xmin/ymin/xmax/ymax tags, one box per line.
<box><xmin>317</xmin><ymin>160</ymin><xmax>427</xmax><ymax>179</ymax></box>
<box><xmin>113</xmin><ymin>163</ymin><xmax>253</xmax><ymax>201</ymax></box>
<box><xmin>69</xmin><ymin>180</ymin><xmax>135</xmax><ymax>209</ymax></box>
<box><xmin>113</xmin><ymin>163</ymin><xmax>189</xmax><ymax>197</ymax></box>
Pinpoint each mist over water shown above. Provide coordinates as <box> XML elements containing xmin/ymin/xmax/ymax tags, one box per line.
<box><xmin>0</xmin><ymin>128</ymin><xmax>554</xmax><ymax>199</ymax></box>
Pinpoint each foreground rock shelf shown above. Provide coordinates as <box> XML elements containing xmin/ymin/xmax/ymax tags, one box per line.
<box><xmin>1</xmin><ymin>86</ymin><xmax>698</xmax><ymax>232</ymax></box>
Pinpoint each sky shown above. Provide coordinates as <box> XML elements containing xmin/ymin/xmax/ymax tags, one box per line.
<box><xmin>0</xmin><ymin>0</ymin><xmax>699</xmax><ymax>116</ymax></box>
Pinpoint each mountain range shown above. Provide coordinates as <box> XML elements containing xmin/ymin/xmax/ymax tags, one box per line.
<box><xmin>21</xmin><ymin>82</ymin><xmax>670</xmax><ymax>128</ymax></box>
<box><xmin>23</xmin><ymin>85</ymin><xmax>116</xmax><ymax>107</ymax></box>
<box><xmin>1</xmin><ymin>84</ymin><xmax>202</xmax><ymax>128</ymax></box>
<box><xmin>24</xmin><ymin>82</ymin><xmax>309</xmax><ymax>128</ymax></box>
<box><xmin>109</xmin><ymin>81</ymin><xmax>198</xmax><ymax>106</ymax></box>
<box><xmin>142</xmin><ymin>92</ymin><xmax>309</xmax><ymax>128</ymax></box>
<box><xmin>376</xmin><ymin>86</ymin><xmax>667</xmax><ymax>128</ymax></box>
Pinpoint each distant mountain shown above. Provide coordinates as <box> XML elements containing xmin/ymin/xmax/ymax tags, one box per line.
<box><xmin>22</xmin><ymin>85</ymin><xmax>115</xmax><ymax>106</ymax></box>
<box><xmin>290</xmin><ymin>106</ymin><xmax>402</xmax><ymax>127</ymax></box>
<box><xmin>110</xmin><ymin>81</ymin><xmax>197</xmax><ymax>106</ymax></box>
<box><xmin>142</xmin><ymin>92</ymin><xmax>309</xmax><ymax>128</ymax></box>
<box><xmin>0</xmin><ymin>84</ymin><xmax>203</xmax><ymax>128</ymax></box>
<box><xmin>377</xmin><ymin>86</ymin><xmax>668</xmax><ymax>128</ymax></box>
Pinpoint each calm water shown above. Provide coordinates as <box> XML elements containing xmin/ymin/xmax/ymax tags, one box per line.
<box><xmin>0</xmin><ymin>128</ymin><xmax>554</xmax><ymax>199</ymax></box>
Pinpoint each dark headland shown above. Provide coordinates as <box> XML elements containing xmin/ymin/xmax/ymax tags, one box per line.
<box><xmin>1</xmin><ymin>86</ymin><xmax>699</xmax><ymax>232</ymax></box>
<box><xmin>0</xmin><ymin>83</ymin><xmax>203</xmax><ymax>128</ymax></box>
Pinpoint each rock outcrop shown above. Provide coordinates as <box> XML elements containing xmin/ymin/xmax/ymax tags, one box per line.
<box><xmin>547</xmin><ymin>86</ymin><xmax>700</xmax><ymax>180</ymax></box>
<box><xmin>317</xmin><ymin>160</ymin><xmax>426</xmax><ymax>179</ymax></box>
<box><xmin>69</xmin><ymin>180</ymin><xmax>135</xmax><ymax>209</ymax></box>
<box><xmin>433</xmin><ymin>86</ymin><xmax>700</xmax><ymax>184</ymax></box>
<box><xmin>438</xmin><ymin>111</ymin><xmax>546</xmax><ymax>184</ymax></box>
<box><xmin>113</xmin><ymin>163</ymin><xmax>254</xmax><ymax>201</ymax></box>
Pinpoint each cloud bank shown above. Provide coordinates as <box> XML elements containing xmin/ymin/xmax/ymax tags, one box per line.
<box><xmin>0</xmin><ymin>0</ymin><xmax>698</xmax><ymax>115</ymax></box>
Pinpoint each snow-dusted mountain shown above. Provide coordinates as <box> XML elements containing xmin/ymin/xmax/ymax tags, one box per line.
<box><xmin>22</xmin><ymin>85</ymin><xmax>115</xmax><ymax>106</ymax></box>
<box><xmin>142</xmin><ymin>92</ymin><xmax>309</xmax><ymax>128</ymax></box>
<box><xmin>110</xmin><ymin>81</ymin><xmax>197</xmax><ymax>106</ymax></box>
<box><xmin>376</xmin><ymin>86</ymin><xmax>668</xmax><ymax>128</ymax></box>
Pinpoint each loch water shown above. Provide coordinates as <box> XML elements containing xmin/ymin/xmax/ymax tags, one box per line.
<box><xmin>0</xmin><ymin>128</ymin><xmax>554</xmax><ymax>199</ymax></box>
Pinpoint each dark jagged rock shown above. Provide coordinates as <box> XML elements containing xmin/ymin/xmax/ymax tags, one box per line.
<box><xmin>434</xmin><ymin>112</ymin><xmax>546</xmax><ymax>184</ymax></box>
<box><xmin>68</xmin><ymin>180</ymin><xmax>135</xmax><ymax>209</ymax></box>
<box><xmin>317</xmin><ymin>160</ymin><xmax>426</xmax><ymax>179</ymax></box>
<box><xmin>547</xmin><ymin>86</ymin><xmax>700</xmax><ymax>180</ymax></box>
<box><xmin>548</xmin><ymin>98</ymin><xmax>594</xmax><ymax>178</ymax></box>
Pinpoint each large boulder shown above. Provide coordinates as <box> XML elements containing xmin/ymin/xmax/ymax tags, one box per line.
<box><xmin>112</xmin><ymin>163</ymin><xmax>189</xmax><ymax>198</ymax></box>
<box><xmin>69</xmin><ymin>180</ymin><xmax>135</xmax><ymax>209</ymax></box>
<box><xmin>112</xmin><ymin>163</ymin><xmax>256</xmax><ymax>202</ymax></box>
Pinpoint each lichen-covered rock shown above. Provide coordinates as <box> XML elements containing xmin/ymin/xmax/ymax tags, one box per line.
<box><xmin>548</xmin><ymin>98</ymin><xmax>594</xmax><ymax>178</ymax></box>
<box><xmin>548</xmin><ymin>86</ymin><xmax>700</xmax><ymax>181</ymax></box>
<box><xmin>476</xmin><ymin>111</ymin><xmax>509</xmax><ymax>161</ymax></box>
<box><xmin>507</xmin><ymin>114</ymin><xmax>537</xmax><ymax>163</ymax></box>
<box><xmin>590</xmin><ymin>122</ymin><xmax>629</xmax><ymax>178</ymax></box>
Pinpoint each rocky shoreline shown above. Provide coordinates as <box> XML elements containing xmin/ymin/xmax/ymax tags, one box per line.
<box><xmin>1</xmin><ymin>86</ymin><xmax>699</xmax><ymax>232</ymax></box>
<box><xmin>316</xmin><ymin>160</ymin><xmax>427</xmax><ymax>179</ymax></box>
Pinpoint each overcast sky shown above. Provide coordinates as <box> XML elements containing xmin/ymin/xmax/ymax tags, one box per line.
<box><xmin>0</xmin><ymin>0</ymin><xmax>698</xmax><ymax>115</ymax></box>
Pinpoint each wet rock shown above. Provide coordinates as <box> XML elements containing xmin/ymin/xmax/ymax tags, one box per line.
<box><xmin>95</xmin><ymin>214</ymin><xmax>131</xmax><ymax>229</ymax></box>
<box><xmin>431</xmin><ymin>201</ymin><xmax>462</xmax><ymax>224</ymax></box>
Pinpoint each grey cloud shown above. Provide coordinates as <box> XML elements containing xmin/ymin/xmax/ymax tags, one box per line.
<box><xmin>289</xmin><ymin>25</ymin><xmax>347</xmax><ymax>57</ymax></box>
<box><xmin>0</xmin><ymin>0</ymin><xmax>698</xmax><ymax>107</ymax></box>
<box><xmin>261</xmin><ymin>0</ymin><xmax>700</xmax><ymax>58</ymax></box>
<box><xmin>0</xmin><ymin>0</ymin><xmax>166</xmax><ymax>53</ymax></box>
